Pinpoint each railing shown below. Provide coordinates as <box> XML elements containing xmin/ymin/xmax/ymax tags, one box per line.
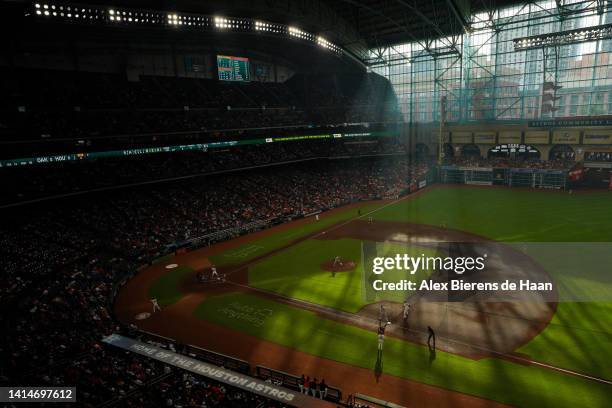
<box><xmin>132</xmin><ymin>330</ymin><xmax>344</xmax><ymax>402</ymax></box>
<box><xmin>133</xmin><ymin>330</ymin><xmax>251</xmax><ymax>375</ymax></box>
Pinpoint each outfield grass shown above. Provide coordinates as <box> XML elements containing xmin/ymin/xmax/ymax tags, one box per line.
<box><xmin>148</xmin><ymin>265</ymin><xmax>193</xmax><ymax>307</ymax></box>
<box><xmin>372</xmin><ymin>187</ymin><xmax>612</xmax><ymax>380</ymax></box>
<box><xmin>194</xmin><ymin>292</ymin><xmax>611</xmax><ymax>408</ymax></box>
<box><xmin>242</xmin><ymin>186</ymin><xmax>612</xmax><ymax>379</ymax></box>
<box><xmin>249</xmin><ymin>238</ymin><xmax>436</xmax><ymax>312</ymax></box>
<box><xmin>151</xmin><ymin>186</ymin><xmax>612</xmax><ymax>403</ymax></box>
<box><xmin>374</xmin><ymin>187</ymin><xmax>612</xmax><ymax>242</ymax></box>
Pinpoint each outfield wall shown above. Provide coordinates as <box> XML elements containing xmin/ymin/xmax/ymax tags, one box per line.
<box><xmin>411</xmin><ymin>122</ymin><xmax>612</xmax><ymax>161</ymax></box>
<box><xmin>438</xmin><ymin>166</ymin><xmax>567</xmax><ymax>190</ymax></box>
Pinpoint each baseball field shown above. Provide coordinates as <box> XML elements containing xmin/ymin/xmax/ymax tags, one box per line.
<box><xmin>115</xmin><ymin>185</ymin><xmax>612</xmax><ymax>407</ymax></box>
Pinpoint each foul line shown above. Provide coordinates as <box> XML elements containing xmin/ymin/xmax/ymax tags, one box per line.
<box><xmin>212</xmin><ymin>191</ymin><xmax>612</xmax><ymax>386</ymax></box>
<box><xmin>227</xmin><ymin>279</ymin><xmax>612</xmax><ymax>386</ymax></box>
<box><xmin>223</xmin><ymin>193</ymin><xmax>415</xmax><ymax>278</ymax></box>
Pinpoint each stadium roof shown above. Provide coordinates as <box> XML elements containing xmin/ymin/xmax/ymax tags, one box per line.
<box><xmin>321</xmin><ymin>0</ymin><xmax>532</xmax><ymax>48</ymax></box>
<box><xmin>3</xmin><ymin>0</ymin><xmax>538</xmax><ymax>69</ymax></box>
<box><xmin>128</xmin><ymin>1</ymin><xmax>531</xmax><ymax>53</ymax></box>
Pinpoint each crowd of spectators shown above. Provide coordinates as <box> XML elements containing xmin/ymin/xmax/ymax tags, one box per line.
<box><xmin>288</xmin><ymin>73</ymin><xmax>400</xmax><ymax>125</ymax></box>
<box><xmin>0</xmin><ymin>137</ymin><xmax>408</xmax><ymax>205</ymax></box>
<box><xmin>0</xmin><ymin>61</ymin><xmax>600</xmax><ymax>407</ymax></box>
<box><xmin>0</xmin><ymin>67</ymin><xmax>412</xmax><ymax>407</ymax></box>
<box><xmin>123</xmin><ymin>370</ymin><xmax>291</xmax><ymax>408</ymax></box>
<box><xmin>0</xmin><ymin>141</ymin><xmax>430</xmax><ymax>406</ymax></box>
<box><xmin>445</xmin><ymin>156</ymin><xmax>575</xmax><ymax>170</ymax></box>
<box><xmin>0</xmin><ymin>69</ymin><xmax>399</xmax><ymax>144</ymax></box>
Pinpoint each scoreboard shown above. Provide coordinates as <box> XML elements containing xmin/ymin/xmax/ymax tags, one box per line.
<box><xmin>217</xmin><ymin>55</ymin><xmax>250</xmax><ymax>81</ymax></box>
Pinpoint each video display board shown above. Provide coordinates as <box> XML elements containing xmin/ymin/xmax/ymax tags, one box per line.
<box><xmin>217</xmin><ymin>55</ymin><xmax>250</xmax><ymax>81</ymax></box>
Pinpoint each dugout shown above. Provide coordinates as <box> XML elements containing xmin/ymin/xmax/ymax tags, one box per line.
<box><xmin>186</xmin><ymin>344</ymin><xmax>250</xmax><ymax>374</ymax></box>
<box><xmin>256</xmin><ymin>366</ymin><xmax>342</xmax><ymax>403</ymax></box>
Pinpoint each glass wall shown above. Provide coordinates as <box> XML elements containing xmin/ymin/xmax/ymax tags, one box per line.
<box><xmin>367</xmin><ymin>0</ymin><xmax>612</xmax><ymax>123</ymax></box>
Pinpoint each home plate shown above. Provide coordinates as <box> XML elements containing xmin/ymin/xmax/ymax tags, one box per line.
<box><xmin>135</xmin><ymin>312</ymin><xmax>151</xmax><ymax>320</ymax></box>
<box><xmin>166</xmin><ymin>263</ymin><xmax>178</xmax><ymax>269</ymax></box>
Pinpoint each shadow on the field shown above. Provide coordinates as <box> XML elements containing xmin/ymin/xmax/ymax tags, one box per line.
<box><xmin>374</xmin><ymin>349</ymin><xmax>383</xmax><ymax>382</ymax></box>
<box><xmin>428</xmin><ymin>346</ymin><xmax>436</xmax><ymax>366</ymax></box>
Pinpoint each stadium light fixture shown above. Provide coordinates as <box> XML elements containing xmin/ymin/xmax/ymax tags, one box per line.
<box><xmin>288</xmin><ymin>26</ymin><xmax>312</xmax><ymax>41</ymax></box>
<box><xmin>214</xmin><ymin>16</ymin><xmax>226</xmax><ymax>28</ymax></box>
<box><xmin>29</xmin><ymin>2</ymin><xmax>343</xmax><ymax>56</ymax></box>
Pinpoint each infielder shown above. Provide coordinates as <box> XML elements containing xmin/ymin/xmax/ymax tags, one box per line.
<box><xmin>333</xmin><ymin>256</ymin><xmax>343</xmax><ymax>268</ymax></box>
<box><xmin>211</xmin><ymin>265</ymin><xmax>219</xmax><ymax>280</ymax></box>
<box><xmin>402</xmin><ymin>301</ymin><xmax>412</xmax><ymax>322</ymax></box>
<box><xmin>427</xmin><ymin>326</ymin><xmax>436</xmax><ymax>350</ymax></box>
<box><xmin>377</xmin><ymin>324</ymin><xmax>385</xmax><ymax>351</ymax></box>
<box><xmin>379</xmin><ymin>304</ymin><xmax>390</xmax><ymax>325</ymax></box>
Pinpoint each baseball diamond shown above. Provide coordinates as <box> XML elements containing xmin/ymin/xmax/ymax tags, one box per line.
<box><xmin>3</xmin><ymin>2</ymin><xmax>612</xmax><ymax>407</ymax></box>
<box><xmin>116</xmin><ymin>185</ymin><xmax>612</xmax><ymax>407</ymax></box>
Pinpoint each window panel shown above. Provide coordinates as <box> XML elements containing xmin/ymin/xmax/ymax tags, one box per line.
<box><xmin>366</xmin><ymin>2</ymin><xmax>612</xmax><ymax>123</ymax></box>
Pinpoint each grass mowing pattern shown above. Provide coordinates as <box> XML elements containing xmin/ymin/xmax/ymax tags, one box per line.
<box><xmin>244</xmin><ymin>187</ymin><xmax>612</xmax><ymax>379</ymax></box>
<box><xmin>369</xmin><ymin>187</ymin><xmax>612</xmax><ymax>379</ymax></box>
<box><xmin>249</xmin><ymin>238</ymin><xmax>436</xmax><ymax>313</ymax></box>
<box><xmin>374</xmin><ymin>187</ymin><xmax>612</xmax><ymax>242</ymax></box>
<box><xmin>194</xmin><ymin>292</ymin><xmax>611</xmax><ymax>408</ymax></box>
<box><xmin>148</xmin><ymin>265</ymin><xmax>193</xmax><ymax>307</ymax></box>
<box><xmin>177</xmin><ymin>186</ymin><xmax>612</xmax><ymax>406</ymax></box>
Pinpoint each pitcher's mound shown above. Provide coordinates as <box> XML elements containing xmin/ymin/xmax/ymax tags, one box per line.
<box><xmin>321</xmin><ymin>260</ymin><xmax>356</xmax><ymax>272</ymax></box>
